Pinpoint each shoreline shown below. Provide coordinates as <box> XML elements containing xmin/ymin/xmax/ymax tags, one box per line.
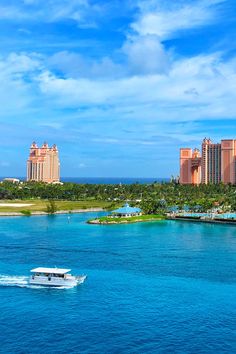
<box><xmin>0</xmin><ymin>207</ymin><xmax>104</xmax><ymax>217</ymax></box>
<box><xmin>167</xmin><ymin>216</ymin><xmax>236</xmax><ymax>226</ymax></box>
<box><xmin>88</xmin><ymin>219</ymin><xmax>164</xmax><ymax>225</ymax></box>
<box><xmin>88</xmin><ymin>215</ymin><xmax>165</xmax><ymax>225</ymax></box>
<box><xmin>1</xmin><ymin>209</ymin><xmax>235</xmax><ymax>226</ymax></box>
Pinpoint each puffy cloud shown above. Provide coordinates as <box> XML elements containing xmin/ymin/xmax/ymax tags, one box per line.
<box><xmin>47</xmin><ymin>51</ymin><xmax>124</xmax><ymax>79</ymax></box>
<box><xmin>47</xmin><ymin>34</ymin><xmax>171</xmax><ymax>79</ymax></box>
<box><xmin>122</xmin><ymin>34</ymin><xmax>171</xmax><ymax>75</ymax></box>
<box><xmin>1</xmin><ymin>49</ymin><xmax>236</xmax><ymax>135</ymax></box>
<box><xmin>0</xmin><ymin>53</ymin><xmax>43</xmax><ymax>116</ymax></box>
<box><xmin>42</xmin><ymin>0</ymin><xmax>226</xmax><ymax>80</ymax></box>
<box><xmin>0</xmin><ymin>52</ymin><xmax>42</xmax><ymax>74</ymax></box>
<box><xmin>38</xmin><ymin>52</ymin><xmax>236</xmax><ymax>122</ymax></box>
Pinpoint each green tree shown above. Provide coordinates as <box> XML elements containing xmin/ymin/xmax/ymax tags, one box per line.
<box><xmin>46</xmin><ymin>200</ymin><xmax>57</xmax><ymax>214</ymax></box>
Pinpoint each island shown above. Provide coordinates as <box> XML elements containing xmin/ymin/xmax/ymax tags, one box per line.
<box><xmin>87</xmin><ymin>203</ymin><xmax>165</xmax><ymax>224</ymax></box>
<box><xmin>88</xmin><ymin>214</ymin><xmax>165</xmax><ymax>225</ymax></box>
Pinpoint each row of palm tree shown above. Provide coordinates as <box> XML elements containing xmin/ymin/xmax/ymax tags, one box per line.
<box><xmin>0</xmin><ymin>180</ymin><xmax>235</xmax><ymax>212</ymax></box>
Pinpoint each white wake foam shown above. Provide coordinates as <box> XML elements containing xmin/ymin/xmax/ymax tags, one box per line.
<box><xmin>0</xmin><ymin>275</ymin><xmax>28</xmax><ymax>287</ymax></box>
<box><xmin>0</xmin><ymin>275</ymin><xmax>75</xmax><ymax>289</ymax></box>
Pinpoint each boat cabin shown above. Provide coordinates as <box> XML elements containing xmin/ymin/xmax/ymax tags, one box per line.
<box><xmin>30</xmin><ymin>267</ymin><xmax>71</xmax><ymax>278</ymax></box>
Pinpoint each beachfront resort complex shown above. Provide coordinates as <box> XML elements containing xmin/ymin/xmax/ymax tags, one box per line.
<box><xmin>180</xmin><ymin>138</ymin><xmax>236</xmax><ymax>185</ymax></box>
<box><xmin>27</xmin><ymin>142</ymin><xmax>60</xmax><ymax>183</ymax></box>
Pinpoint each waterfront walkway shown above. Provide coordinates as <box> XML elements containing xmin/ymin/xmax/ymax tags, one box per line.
<box><xmin>168</xmin><ymin>214</ymin><xmax>236</xmax><ymax>225</ymax></box>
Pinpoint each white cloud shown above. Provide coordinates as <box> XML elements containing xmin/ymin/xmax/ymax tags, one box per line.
<box><xmin>47</xmin><ymin>34</ymin><xmax>171</xmax><ymax>78</ymax></box>
<box><xmin>132</xmin><ymin>0</ymin><xmax>226</xmax><ymax>39</ymax></box>
<box><xmin>0</xmin><ymin>0</ymin><xmax>103</xmax><ymax>27</ymax></box>
<box><xmin>1</xmin><ymin>49</ymin><xmax>236</xmax><ymax>133</ymax></box>
<box><xmin>0</xmin><ymin>6</ymin><xmax>27</xmax><ymax>20</ymax></box>
<box><xmin>18</xmin><ymin>28</ymin><xmax>31</xmax><ymax>35</ymax></box>
<box><xmin>48</xmin><ymin>51</ymin><xmax>124</xmax><ymax>78</ymax></box>
<box><xmin>0</xmin><ymin>52</ymin><xmax>42</xmax><ymax>74</ymax></box>
<box><xmin>122</xmin><ymin>34</ymin><xmax>170</xmax><ymax>75</ymax></box>
<box><xmin>0</xmin><ymin>53</ymin><xmax>42</xmax><ymax>116</ymax></box>
<box><xmin>43</xmin><ymin>0</ymin><xmax>227</xmax><ymax>79</ymax></box>
<box><xmin>37</xmin><ymin>52</ymin><xmax>236</xmax><ymax>122</ymax></box>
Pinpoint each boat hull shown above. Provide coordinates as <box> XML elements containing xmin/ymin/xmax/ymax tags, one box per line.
<box><xmin>29</xmin><ymin>275</ymin><xmax>86</xmax><ymax>287</ymax></box>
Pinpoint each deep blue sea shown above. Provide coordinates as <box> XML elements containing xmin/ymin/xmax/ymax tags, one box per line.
<box><xmin>0</xmin><ymin>177</ymin><xmax>169</xmax><ymax>184</ymax></box>
<box><xmin>60</xmin><ymin>177</ymin><xmax>170</xmax><ymax>184</ymax></box>
<box><xmin>0</xmin><ymin>213</ymin><xmax>236</xmax><ymax>353</ymax></box>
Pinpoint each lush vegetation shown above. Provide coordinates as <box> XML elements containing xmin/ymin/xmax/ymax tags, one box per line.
<box><xmin>0</xmin><ymin>180</ymin><xmax>235</xmax><ymax>213</ymax></box>
<box><xmin>0</xmin><ymin>199</ymin><xmax>111</xmax><ymax>213</ymax></box>
<box><xmin>46</xmin><ymin>200</ymin><xmax>58</xmax><ymax>214</ymax></box>
<box><xmin>20</xmin><ymin>209</ymin><xmax>32</xmax><ymax>216</ymax></box>
<box><xmin>88</xmin><ymin>214</ymin><xmax>165</xmax><ymax>224</ymax></box>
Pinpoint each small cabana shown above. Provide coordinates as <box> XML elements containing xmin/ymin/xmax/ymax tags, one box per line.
<box><xmin>111</xmin><ymin>203</ymin><xmax>142</xmax><ymax>218</ymax></box>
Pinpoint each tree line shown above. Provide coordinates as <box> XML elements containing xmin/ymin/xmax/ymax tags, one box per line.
<box><xmin>0</xmin><ymin>180</ymin><xmax>235</xmax><ymax>213</ymax></box>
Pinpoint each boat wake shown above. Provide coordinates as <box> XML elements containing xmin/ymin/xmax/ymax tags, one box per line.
<box><xmin>77</xmin><ymin>275</ymin><xmax>87</xmax><ymax>284</ymax></box>
<box><xmin>0</xmin><ymin>275</ymin><xmax>76</xmax><ymax>289</ymax></box>
<box><xmin>0</xmin><ymin>275</ymin><xmax>29</xmax><ymax>287</ymax></box>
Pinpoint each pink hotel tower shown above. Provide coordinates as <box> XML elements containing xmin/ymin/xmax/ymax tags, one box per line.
<box><xmin>180</xmin><ymin>138</ymin><xmax>236</xmax><ymax>185</ymax></box>
<box><xmin>27</xmin><ymin>142</ymin><xmax>60</xmax><ymax>183</ymax></box>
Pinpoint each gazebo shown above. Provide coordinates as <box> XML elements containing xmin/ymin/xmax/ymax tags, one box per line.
<box><xmin>111</xmin><ymin>203</ymin><xmax>142</xmax><ymax>217</ymax></box>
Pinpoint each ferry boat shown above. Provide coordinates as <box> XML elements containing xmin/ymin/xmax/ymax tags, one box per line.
<box><xmin>29</xmin><ymin>267</ymin><xmax>87</xmax><ymax>287</ymax></box>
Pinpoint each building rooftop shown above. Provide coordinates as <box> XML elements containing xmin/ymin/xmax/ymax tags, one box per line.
<box><xmin>30</xmin><ymin>267</ymin><xmax>71</xmax><ymax>274</ymax></box>
<box><xmin>112</xmin><ymin>203</ymin><xmax>141</xmax><ymax>214</ymax></box>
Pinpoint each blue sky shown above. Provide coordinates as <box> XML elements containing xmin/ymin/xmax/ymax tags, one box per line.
<box><xmin>0</xmin><ymin>0</ymin><xmax>236</xmax><ymax>178</ymax></box>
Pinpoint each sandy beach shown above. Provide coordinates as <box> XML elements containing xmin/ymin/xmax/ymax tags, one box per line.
<box><xmin>0</xmin><ymin>208</ymin><xmax>103</xmax><ymax>216</ymax></box>
<box><xmin>0</xmin><ymin>203</ymin><xmax>34</xmax><ymax>207</ymax></box>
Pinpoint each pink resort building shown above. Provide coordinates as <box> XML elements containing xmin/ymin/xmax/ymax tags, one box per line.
<box><xmin>180</xmin><ymin>148</ymin><xmax>201</xmax><ymax>185</ymax></box>
<box><xmin>180</xmin><ymin>138</ymin><xmax>236</xmax><ymax>185</ymax></box>
<box><xmin>27</xmin><ymin>142</ymin><xmax>60</xmax><ymax>183</ymax></box>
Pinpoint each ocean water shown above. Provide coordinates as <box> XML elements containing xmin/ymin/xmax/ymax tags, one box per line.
<box><xmin>0</xmin><ymin>214</ymin><xmax>236</xmax><ymax>353</ymax></box>
<box><xmin>60</xmin><ymin>177</ymin><xmax>170</xmax><ymax>184</ymax></box>
<box><xmin>0</xmin><ymin>177</ymin><xmax>169</xmax><ymax>184</ymax></box>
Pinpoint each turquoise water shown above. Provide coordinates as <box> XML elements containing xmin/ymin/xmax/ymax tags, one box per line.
<box><xmin>0</xmin><ymin>213</ymin><xmax>236</xmax><ymax>353</ymax></box>
<box><xmin>183</xmin><ymin>212</ymin><xmax>236</xmax><ymax>219</ymax></box>
<box><xmin>217</xmin><ymin>213</ymin><xmax>236</xmax><ymax>219</ymax></box>
<box><xmin>182</xmin><ymin>213</ymin><xmax>208</xmax><ymax>217</ymax></box>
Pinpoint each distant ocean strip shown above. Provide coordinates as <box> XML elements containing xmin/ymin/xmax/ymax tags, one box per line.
<box><xmin>61</xmin><ymin>177</ymin><xmax>170</xmax><ymax>184</ymax></box>
<box><xmin>0</xmin><ymin>177</ymin><xmax>169</xmax><ymax>185</ymax></box>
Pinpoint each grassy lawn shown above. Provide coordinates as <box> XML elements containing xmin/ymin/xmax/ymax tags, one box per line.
<box><xmin>0</xmin><ymin>199</ymin><xmax>113</xmax><ymax>213</ymax></box>
<box><xmin>89</xmin><ymin>214</ymin><xmax>165</xmax><ymax>224</ymax></box>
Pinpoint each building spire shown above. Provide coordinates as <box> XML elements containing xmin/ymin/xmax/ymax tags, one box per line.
<box><xmin>31</xmin><ymin>141</ymin><xmax>38</xmax><ymax>148</ymax></box>
<box><xmin>42</xmin><ymin>141</ymin><xmax>48</xmax><ymax>148</ymax></box>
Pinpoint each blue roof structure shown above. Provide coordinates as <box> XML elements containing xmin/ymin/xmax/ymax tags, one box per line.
<box><xmin>112</xmin><ymin>203</ymin><xmax>141</xmax><ymax>215</ymax></box>
<box><xmin>168</xmin><ymin>206</ymin><xmax>179</xmax><ymax>212</ymax></box>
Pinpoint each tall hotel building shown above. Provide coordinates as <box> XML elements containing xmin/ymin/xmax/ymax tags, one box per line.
<box><xmin>179</xmin><ymin>148</ymin><xmax>201</xmax><ymax>184</ymax></box>
<box><xmin>180</xmin><ymin>138</ymin><xmax>236</xmax><ymax>185</ymax></box>
<box><xmin>27</xmin><ymin>142</ymin><xmax>60</xmax><ymax>183</ymax></box>
<box><xmin>201</xmin><ymin>138</ymin><xmax>221</xmax><ymax>184</ymax></box>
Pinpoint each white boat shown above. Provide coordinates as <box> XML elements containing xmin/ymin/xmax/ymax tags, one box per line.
<box><xmin>29</xmin><ymin>267</ymin><xmax>87</xmax><ymax>287</ymax></box>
